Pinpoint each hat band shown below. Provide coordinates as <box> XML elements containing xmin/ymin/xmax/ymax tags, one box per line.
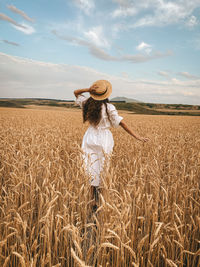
<box><xmin>92</xmin><ymin>88</ymin><xmax>108</xmax><ymax>96</ymax></box>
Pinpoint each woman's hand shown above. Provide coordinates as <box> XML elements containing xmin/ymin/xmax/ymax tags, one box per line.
<box><xmin>88</xmin><ymin>84</ymin><xmax>98</xmax><ymax>94</ymax></box>
<box><xmin>137</xmin><ymin>136</ymin><xmax>150</xmax><ymax>142</ymax></box>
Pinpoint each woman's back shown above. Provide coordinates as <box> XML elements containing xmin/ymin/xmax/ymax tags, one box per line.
<box><xmin>76</xmin><ymin>94</ymin><xmax>123</xmax><ymax>129</ymax></box>
<box><xmin>95</xmin><ymin>102</ymin><xmax>123</xmax><ymax>129</ymax></box>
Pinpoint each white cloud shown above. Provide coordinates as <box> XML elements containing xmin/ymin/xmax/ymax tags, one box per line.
<box><xmin>88</xmin><ymin>46</ymin><xmax>117</xmax><ymax>61</ymax></box>
<box><xmin>186</xmin><ymin>15</ymin><xmax>198</xmax><ymax>27</ymax></box>
<box><xmin>1</xmin><ymin>40</ymin><xmax>20</xmax><ymax>46</ymax></box>
<box><xmin>112</xmin><ymin>6</ymin><xmax>137</xmax><ymax>18</ymax></box>
<box><xmin>7</xmin><ymin>5</ymin><xmax>34</xmax><ymax>22</ymax></box>
<box><xmin>132</xmin><ymin>1</ymin><xmax>189</xmax><ymax>28</ymax></box>
<box><xmin>158</xmin><ymin>71</ymin><xmax>170</xmax><ymax>78</ymax></box>
<box><xmin>12</xmin><ymin>22</ymin><xmax>36</xmax><ymax>35</ymax></box>
<box><xmin>0</xmin><ymin>12</ymin><xmax>26</xmax><ymax>29</ymax></box>
<box><xmin>0</xmin><ymin>52</ymin><xmax>199</xmax><ymax>104</ymax></box>
<box><xmin>0</xmin><ymin>52</ymin><xmax>112</xmax><ymax>99</ymax></box>
<box><xmin>171</xmin><ymin>78</ymin><xmax>180</xmax><ymax>85</ymax></box>
<box><xmin>120</xmin><ymin>50</ymin><xmax>172</xmax><ymax>63</ymax></box>
<box><xmin>52</xmin><ymin>30</ymin><xmax>172</xmax><ymax>63</ymax></box>
<box><xmin>84</xmin><ymin>26</ymin><xmax>110</xmax><ymax>48</ymax></box>
<box><xmin>0</xmin><ymin>12</ymin><xmax>35</xmax><ymax>34</ymax></box>
<box><xmin>73</xmin><ymin>0</ymin><xmax>94</xmax><ymax>15</ymax></box>
<box><xmin>111</xmin><ymin>0</ymin><xmax>200</xmax><ymax>28</ymax></box>
<box><xmin>178</xmin><ymin>72</ymin><xmax>199</xmax><ymax>80</ymax></box>
<box><xmin>136</xmin><ymin>42</ymin><xmax>152</xmax><ymax>54</ymax></box>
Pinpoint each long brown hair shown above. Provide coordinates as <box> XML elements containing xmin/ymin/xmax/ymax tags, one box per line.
<box><xmin>83</xmin><ymin>97</ymin><xmax>110</xmax><ymax>126</ymax></box>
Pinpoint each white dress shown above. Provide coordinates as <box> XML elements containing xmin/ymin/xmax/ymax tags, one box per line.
<box><xmin>76</xmin><ymin>95</ymin><xmax>123</xmax><ymax>187</ymax></box>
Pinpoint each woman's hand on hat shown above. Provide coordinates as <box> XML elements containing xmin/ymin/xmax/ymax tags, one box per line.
<box><xmin>89</xmin><ymin>85</ymin><xmax>98</xmax><ymax>93</ymax></box>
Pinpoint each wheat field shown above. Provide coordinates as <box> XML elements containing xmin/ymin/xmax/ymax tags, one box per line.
<box><xmin>0</xmin><ymin>107</ymin><xmax>199</xmax><ymax>267</ymax></box>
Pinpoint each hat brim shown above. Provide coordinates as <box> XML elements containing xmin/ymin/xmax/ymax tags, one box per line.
<box><xmin>90</xmin><ymin>80</ymin><xmax>112</xmax><ymax>100</ymax></box>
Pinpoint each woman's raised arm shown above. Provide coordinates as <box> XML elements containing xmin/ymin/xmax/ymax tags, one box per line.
<box><xmin>74</xmin><ymin>88</ymin><xmax>90</xmax><ymax>98</ymax></box>
<box><xmin>74</xmin><ymin>84</ymin><xmax>98</xmax><ymax>98</ymax></box>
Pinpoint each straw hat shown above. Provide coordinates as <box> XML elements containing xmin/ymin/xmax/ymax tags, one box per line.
<box><xmin>90</xmin><ymin>80</ymin><xmax>112</xmax><ymax>100</ymax></box>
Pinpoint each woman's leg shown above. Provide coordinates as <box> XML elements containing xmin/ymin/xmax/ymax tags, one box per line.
<box><xmin>91</xmin><ymin>186</ymin><xmax>99</xmax><ymax>212</ymax></box>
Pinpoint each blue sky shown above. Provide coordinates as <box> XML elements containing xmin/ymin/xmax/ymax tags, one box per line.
<box><xmin>0</xmin><ymin>0</ymin><xmax>200</xmax><ymax>104</ymax></box>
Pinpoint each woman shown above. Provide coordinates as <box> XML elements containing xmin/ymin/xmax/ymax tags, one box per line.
<box><xmin>74</xmin><ymin>80</ymin><xmax>149</xmax><ymax>210</ymax></box>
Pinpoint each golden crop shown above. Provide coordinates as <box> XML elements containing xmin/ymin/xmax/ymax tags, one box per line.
<box><xmin>0</xmin><ymin>107</ymin><xmax>199</xmax><ymax>267</ymax></box>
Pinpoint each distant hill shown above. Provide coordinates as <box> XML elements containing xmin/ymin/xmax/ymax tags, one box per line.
<box><xmin>111</xmin><ymin>96</ymin><xmax>140</xmax><ymax>103</ymax></box>
<box><xmin>0</xmin><ymin>98</ymin><xmax>199</xmax><ymax>116</ymax></box>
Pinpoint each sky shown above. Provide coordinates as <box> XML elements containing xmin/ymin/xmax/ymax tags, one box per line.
<box><xmin>0</xmin><ymin>0</ymin><xmax>200</xmax><ymax>104</ymax></box>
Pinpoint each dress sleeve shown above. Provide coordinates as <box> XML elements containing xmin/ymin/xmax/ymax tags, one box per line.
<box><xmin>75</xmin><ymin>95</ymin><xmax>88</xmax><ymax>108</ymax></box>
<box><xmin>107</xmin><ymin>104</ymin><xmax>123</xmax><ymax>128</ymax></box>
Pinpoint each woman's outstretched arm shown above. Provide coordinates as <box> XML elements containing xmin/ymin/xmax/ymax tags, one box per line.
<box><xmin>119</xmin><ymin>120</ymin><xmax>149</xmax><ymax>143</ymax></box>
